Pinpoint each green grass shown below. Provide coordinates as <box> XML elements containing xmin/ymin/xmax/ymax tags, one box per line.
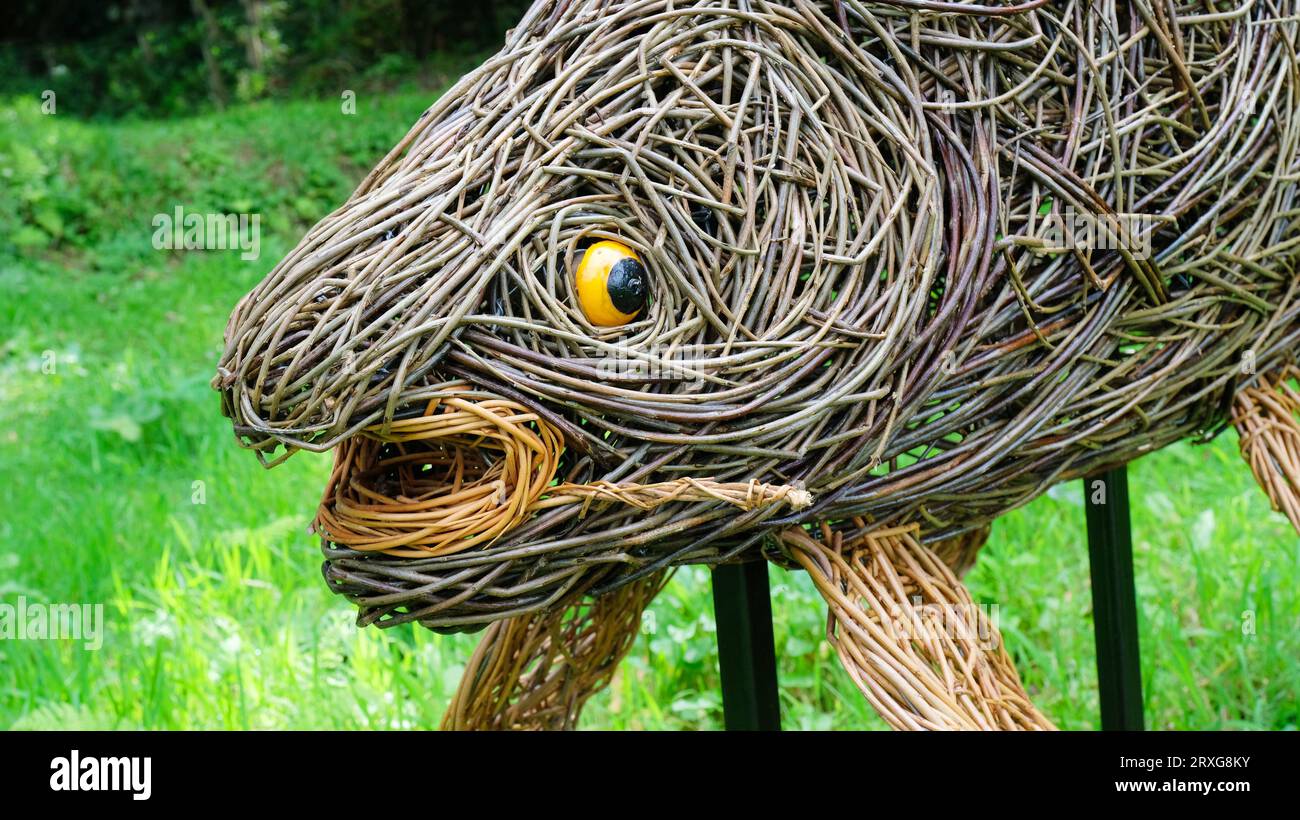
<box><xmin>1</xmin><ymin>85</ymin><xmax>1297</xmax><ymax>731</ymax></box>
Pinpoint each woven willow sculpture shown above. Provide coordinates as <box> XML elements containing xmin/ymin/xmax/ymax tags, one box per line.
<box><xmin>215</xmin><ymin>0</ymin><xmax>1300</xmax><ymax>730</ymax></box>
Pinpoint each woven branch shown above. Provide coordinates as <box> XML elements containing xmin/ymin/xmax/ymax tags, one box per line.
<box><xmin>928</xmin><ymin>524</ymin><xmax>991</xmax><ymax>579</ymax></box>
<box><xmin>781</xmin><ymin>521</ymin><xmax>1055</xmax><ymax>730</ymax></box>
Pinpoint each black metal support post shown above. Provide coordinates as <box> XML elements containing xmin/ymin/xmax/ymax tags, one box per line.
<box><xmin>711</xmin><ymin>560</ymin><xmax>781</xmax><ymax>731</ymax></box>
<box><xmin>1083</xmin><ymin>466</ymin><xmax>1145</xmax><ymax>730</ymax></box>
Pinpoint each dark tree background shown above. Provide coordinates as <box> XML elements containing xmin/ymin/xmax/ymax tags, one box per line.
<box><xmin>0</xmin><ymin>0</ymin><xmax>529</xmax><ymax>117</ymax></box>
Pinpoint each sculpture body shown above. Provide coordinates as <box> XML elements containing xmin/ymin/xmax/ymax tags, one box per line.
<box><xmin>215</xmin><ymin>0</ymin><xmax>1300</xmax><ymax>729</ymax></box>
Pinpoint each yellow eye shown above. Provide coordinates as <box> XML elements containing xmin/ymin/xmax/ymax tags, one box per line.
<box><xmin>575</xmin><ymin>240</ymin><xmax>648</xmax><ymax>327</ymax></box>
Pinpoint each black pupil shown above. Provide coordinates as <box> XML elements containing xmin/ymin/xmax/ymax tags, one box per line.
<box><xmin>606</xmin><ymin>257</ymin><xmax>647</xmax><ymax>315</ymax></box>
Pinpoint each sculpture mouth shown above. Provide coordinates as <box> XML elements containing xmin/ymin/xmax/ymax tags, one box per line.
<box><xmin>312</xmin><ymin>381</ymin><xmax>814</xmax><ymax>559</ymax></box>
<box><xmin>313</xmin><ymin>384</ymin><xmax>566</xmax><ymax>558</ymax></box>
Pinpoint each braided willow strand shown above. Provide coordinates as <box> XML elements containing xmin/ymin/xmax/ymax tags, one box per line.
<box><xmin>1234</xmin><ymin>365</ymin><xmax>1300</xmax><ymax>533</ymax></box>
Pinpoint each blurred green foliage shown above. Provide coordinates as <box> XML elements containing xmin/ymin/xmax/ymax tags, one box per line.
<box><xmin>0</xmin><ymin>0</ymin><xmax>525</xmax><ymax>119</ymax></box>
<box><xmin>0</xmin><ymin>67</ymin><xmax>480</xmax><ymax>258</ymax></box>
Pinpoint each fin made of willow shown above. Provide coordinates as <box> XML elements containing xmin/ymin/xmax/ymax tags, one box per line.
<box><xmin>442</xmin><ymin>569</ymin><xmax>669</xmax><ymax>730</ymax></box>
<box><xmin>779</xmin><ymin>522</ymin><xmax>1055</xmax><ymax>731</ymax></box>
<box><xmin>928</xmin><ymin>524</ymin><xmax>991</xmax><ymax>580</ymax></box>
<box><xmin>1233</xmin><ymin>365</ymin><xmax>1300</xmax><ymax>536</ymax></box>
